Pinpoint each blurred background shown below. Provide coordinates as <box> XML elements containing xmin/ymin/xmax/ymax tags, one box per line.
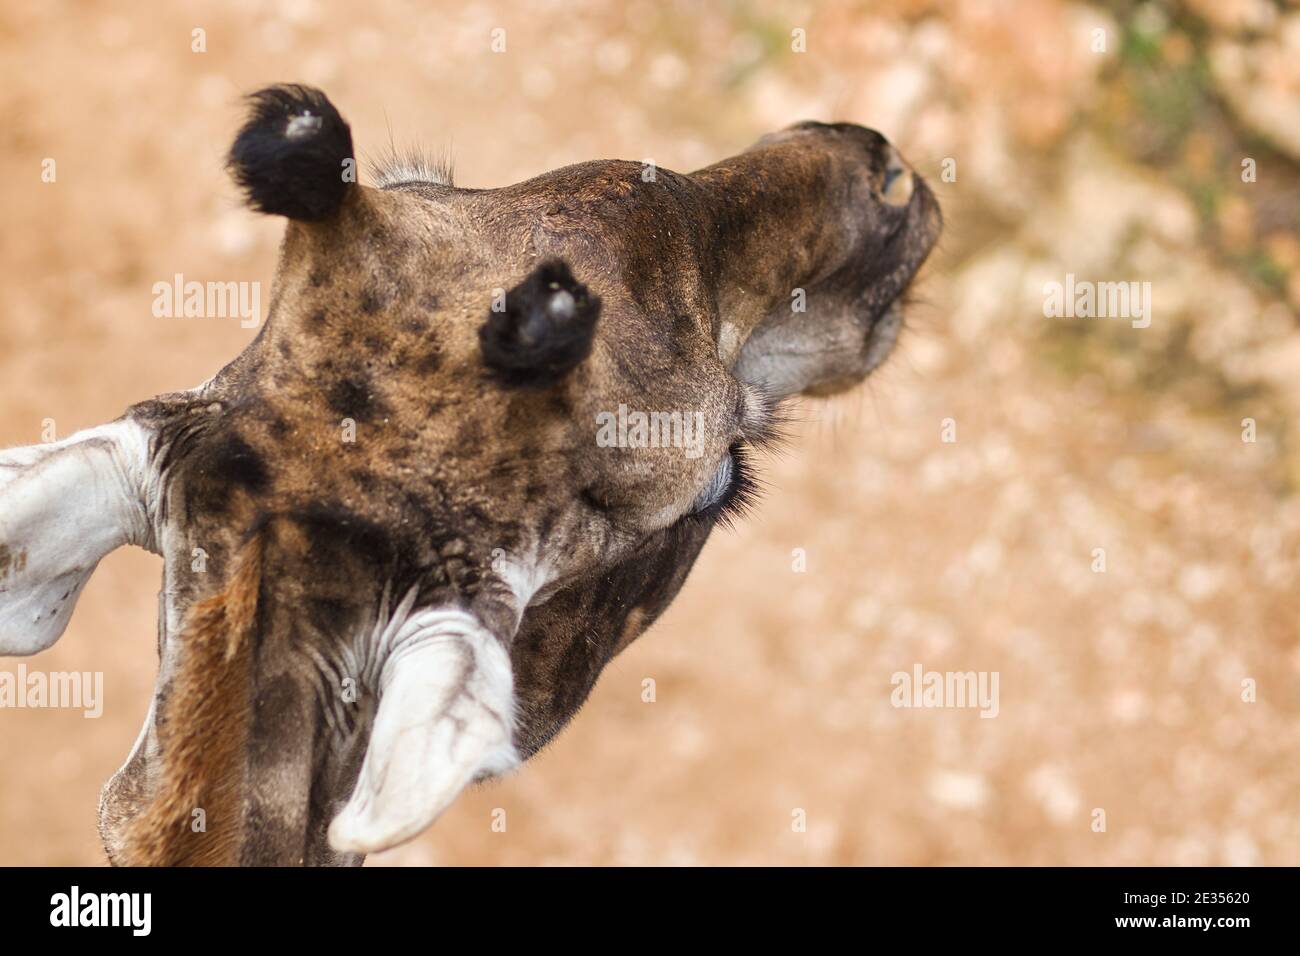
<box><xmin>1</xmin><ymin>0</ymin><xmax>1297</xmax><ymax>865</ymax></box>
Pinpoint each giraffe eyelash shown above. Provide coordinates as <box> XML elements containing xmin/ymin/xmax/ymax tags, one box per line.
<box><xmin>737</xmin><ymin>382</ymin><xmax>797</xmax><ymax>455</ymax></box>
<box><xmin>685</xmin><ymin>442</ymin><xmax>761</xmax><ymax>530</ymax></box>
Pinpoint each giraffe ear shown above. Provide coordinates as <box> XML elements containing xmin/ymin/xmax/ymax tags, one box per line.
<box><xmin>227</xmin><ymin>84</ymin><xmax>354</xmax><ymax>221</ymax></box>
<box><xmin>478</xmin><ymin>259</ymin><xmax>601</xmax><ymax>389</ymax></box>
<box><xmin>328</xmin><ymin>608</ymin><xmax>518</xmax><ymax>854</ymax></box>
<box><xmin>0</xmin><ymin>419</ymin><xmax>157</xmax><ymax>656</ymax></box>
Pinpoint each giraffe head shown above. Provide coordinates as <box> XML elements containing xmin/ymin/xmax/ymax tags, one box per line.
<box><xmin>0</xmin><ymin>86</ymin><xmax>940</xmax><ymax>865</ymax></box>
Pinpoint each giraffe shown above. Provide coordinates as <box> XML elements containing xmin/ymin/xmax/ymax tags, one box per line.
<box><xmin>0</xmin><ymin>85</ymin><xmax>941</xmax><ymax>865</ymax></box>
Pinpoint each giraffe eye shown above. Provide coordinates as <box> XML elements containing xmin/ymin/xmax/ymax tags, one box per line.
<box><xmin>686</xmin><ymin>443</ymin><xmax>758</xmax><ymax>527</ymax></box>
<box><xmin>689</xmin><ymin>453</ymin><xmax>734</xmax><ymax>515</ymax></box>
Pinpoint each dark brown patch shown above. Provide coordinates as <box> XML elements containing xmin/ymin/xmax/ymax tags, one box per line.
<box><xmin>209</xmin><ymin>433</ymin><xmax>271</xmax><ymax>495</ymax></box>
<box><xmin>359</xmin><ymin>286</ymin><xmax>387</xmax><ymax>314</ymax></box>
<box><xmin>414</xmin><ymin>347</ymin><xmax>442</xmax><ymax>374</ymax></box>
<box><xmin>326</xmin><ymin>374</ymin><xmax>383</xmax><ymax>422</ymax></box>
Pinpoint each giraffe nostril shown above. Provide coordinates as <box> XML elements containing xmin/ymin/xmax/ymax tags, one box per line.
<box><xmin>881</xmin><ymin>148</ymin><xmax>914</xmax><ymax>207</ymax></box>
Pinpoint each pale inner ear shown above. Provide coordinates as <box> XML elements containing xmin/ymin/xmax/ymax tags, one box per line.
<box><xmin>0</xmin><ymin>419</ymin><xmax>156</xmax><ymax>655</ymax></box>
<box><xmin>328</xmin><ymin>605</ymin><xmax>518</xmax><ymax>855</ymax></box>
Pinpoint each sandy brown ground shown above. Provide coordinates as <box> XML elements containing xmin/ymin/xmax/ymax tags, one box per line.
<box><xmin>1</xmin><ymin>1</ymin><xmax>1297</xmax><ymax>865</ymax></box>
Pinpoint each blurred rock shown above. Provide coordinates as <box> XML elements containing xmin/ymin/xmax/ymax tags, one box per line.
<box><xmin>1184</xmin><ymin>0</ymin><xmax>1278</xmax><ymax>34</ymax></box>
<box><xmin>1210</xmin><ymin>15</ymin><xmax>1300</xmax><ymax>161</ymax></box>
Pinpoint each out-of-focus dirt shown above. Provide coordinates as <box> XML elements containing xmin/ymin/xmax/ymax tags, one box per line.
<box><xmin>1</xmin><ymin>0</ymin><xmax>1297</xmax><ymax>865</ymax></box>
